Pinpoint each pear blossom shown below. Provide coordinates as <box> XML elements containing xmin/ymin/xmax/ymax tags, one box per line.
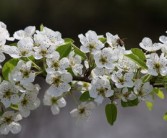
<box><xmin>111</xmin><ymin>71</ymin><xmax>134</xmax><ymax>88</ymax></box>
<box><xmin>78</xmin><ymin>30</ymin><xmax>104</xmax><ymax>54</ymax></box>
<box><xmin>111</xmin><ymin>46</ymin><xmax>125</xmax><ymax>63</ymax></box>
<box><xmin>89</xmin><ymin>76</ymin><xmax>114</xmax><ymax>104</ymax></box>
<box><xmin>13</xmin><ymin>26</ymin><xmax>36</xmax><ymax>40</ymax></box>
<box><xmin>0</xmin><ymin>21</ymin><xmax>14</xmax><ymax>45</ymax></box>
<box><xmin>68</xmin><ymin>51</ymin><xmax>83</xmax><ymax>76</ymax></box>
<box><xmin>0</xmin><ymin>80</ymin><xmax>19</xmax><ymax>107</ymax></box>
<box><xmin>94</xmin><ymin>48</ymin><xmax>115</xmax><ymax>69</ymax></box>
<box><xmin>134</xmin><ymin>79</ymin><xmax>153</xmax><ymax>101</ymax></box>
<box><xmin>146</xmin><ymin>53</ymin><xmax>167</xmax><ymax>76</ymax></box>
<box><xmin>0</xmin><ymin>111</ymin><xmax>22</xmax><ymax>134</ymax></box>
<box><xmin>70</xmin><ymin>102</ymin><xmax>95</xmax><ymax>120</ymax></box>
<box><xmin>46</xmin><ymin>51</ymin><xmax>69</xmax><ymax>73</ymax></box>
<box><xmin>106</xmin><ymin>32</ymin><xmax>124</xmax><ymax>48</ymax></box>
<box><xmin>18</xmin><ymin>91</ymin><xmax>40</xmax><ymax>118</ymax></box>
<box><xmin>34</xmin><ymin>32</ymin><xmax>50</xmax><ymax>47</ymax></box>
<box><xmin>159</xmin><ymin>34</ymin><xmax>167</xmax><ymax>55</ymax></box>
<box><xmin>43</xmin><ymin>92</ymin><xmax>66</xmax><ymax>115</ymax></box>
<box><xmin>33</xmin><ymin>44</ymin><xmax>57</xmax><ymax>59</ymax></box>
<box><xmin>139</xmin><ymin>37</ymin><xmax>162</xmax><ymax>52</ymax></box>
<box><xmin>36</xmin><ymin>27</ymin><xmax>64</xmax><ymax>47</ymax></box>
<box><xmin>46</xmin><ymin>71</ymin><xmax>72</xmax><ymax>96</ymax></box>
<box><xmin>120</xmin><ymin>87</ymin><xmax>137</xmax><ymax>102</ymax></box>
<box><xmin>92</xmin><ymin>67</ymin><xmax>112</xmax><ymax>77</ymax></box>
<box><xmin>10</xmin><ymin>60</ymin><xmax>35</xmax><ymax>85</ymax></box>
<box><xmin>77</xmin><ymin>81</ymin><xmax>91</xmax><ymax>93</ymax></box>
<box><xmin>4</xmin><ymin>37</ymin><xmax>34</xmax><ymax>58</ymax></box>
<box><xmin>117</xmin><ymin>56</ymin><xmax>138</xmax><ymax>72</ymax></box>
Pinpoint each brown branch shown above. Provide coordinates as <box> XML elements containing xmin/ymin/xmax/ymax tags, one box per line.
<box><xmin>73</xmin><ymin>76</ymin><xmax>91</xmax><ymax>83</ymax></box>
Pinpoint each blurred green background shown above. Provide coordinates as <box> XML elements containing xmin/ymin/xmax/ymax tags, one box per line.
<box><xmin>1</xmin><ymin>0</ymin><xmax>167</xmax><ymax>47</ymax></box>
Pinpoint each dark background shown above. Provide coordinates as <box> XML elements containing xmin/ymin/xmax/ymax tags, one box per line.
<box><xmin>1</xmin><ymin>0</ymin><xmax>167</xmax><ymax>138</ymax></box>
<box><xmin>1</xmin><ymin>0</ymin><xmax>167</xmax><ymax>46</ymax></box>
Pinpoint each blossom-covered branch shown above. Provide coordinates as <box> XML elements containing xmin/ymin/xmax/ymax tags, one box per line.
<box><xmin>0</xmin><ymin>21</ymin><xmax>167</xmax><ymax>135</ymax></box>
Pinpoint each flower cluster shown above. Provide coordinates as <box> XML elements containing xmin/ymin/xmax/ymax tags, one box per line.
<box><xmin>0</xmin><ymin>21</ymin><xmax>167</xmax><ymax>135</ymax></box>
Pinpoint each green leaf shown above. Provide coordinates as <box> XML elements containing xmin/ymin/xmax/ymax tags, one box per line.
<box><xmin>105</xmin><ymin>103</ymin><xmax>117</xmax><ymax>125</ymax></box>
<box><xmin>121</xmin><ymin>98</ymin><xmax>139</xmax><ymax>107</ymax></box>
<box><xmin>40</xmin><ymin>24</ymin><xmax>44</xmax><ymax>31</ymax></box>
<box><xmin>125</xmin><ymin>54</ymin><xmax>147</xmax><ymax>69</ymax></box>
<box><xmin>142</xmin><ymin>74</ymin><xmax>152</xmax><ymax>83</ymax></box>
<box><xmin>153</xmin><ymin>88</ymin><xmax>165</xmax><ymax>99</ymax></box>
<box><xmin>98</xmin><ymin>37</ymin><xmax>107</xmax><ymax>43</ymax></box>
<box><xmin>64</xmin><ymin>38</ymin><xmax>74</xmax><ymax>43</ymax></box>
<box><xmin>2</xmin><ymin>58</ymin><xmax>19</xmax><ymax>80</ymax></box>
<box><xmin>72</xmin><ymin>44</ymin><xmax>87</xmax><ymax>59</ymax></box>
<box><xmin>56</xmin><ymin>43</ymin><xmax>72</xmax><ymax>59</ymax></box>
<box><xmin>10</xmin><ymin>104</ymin><xmax>19</xmax><ymax>110</ymax></box>
<box><xmin>131</xmin><ymin>48</ymin><xmax>146</xmax><ymax>61</ymax></box>
<box><xmin>145</xmin><ymin>101</ymin><xmax>153</xmax><ymax>111</ymax></box>
<box><xmin>163</xmin><ymin>112</ymin><xmax>167</xmax><ymax>121</ymax></box>
<box><xmin>9</xmin><ymin>42</ymin><xmax>17</xmax><ymax>46</ymax></box>
<box><xmin>79</xmin><ymin>91</ymin><xmax>93</xmax><ymax>101</ymax></box>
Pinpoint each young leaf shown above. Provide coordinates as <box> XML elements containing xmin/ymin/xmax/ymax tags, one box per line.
<box><xmin>142</xmin><ymin>74</ymin><xmax>152</xmax><ymax>83</ymax></box>
<box><xmin>2</xmin><ymin>58</ymin><xmax>19</xmax><ymax>80</ymax></box>
<box><xmin>10</xmin><ymin>104</ymin><xmax>19</xmax><ymax>110</ymax></box>
<box><xmin>98</xmin><ymin>37</ymin><xmax>107</xmax><ymax>43</ymax></box>
<box><xmin>105</xmin><ymin>103</ymin><xmax>117</xmax><ymax>125</ymax></box>
<box><xmin>131</xmin><ymin>48</ymin><xmax>146</xmax><ymax>61</ymax></box>
<box><xmin>145</xmin><ymin>101</ymin><xmax>153</xmax><ymax>111</ymax></box>
<box><xmin>64</xmin><ymin>38</ymin><xmax>74</xmax><ymax>43</ymax></box>
<box><xmin>79</xmin><ymin>91</ymin><xmax>93</xmax><ymax>102</ymax></box>
<box><xmin>121</xmin><ymin>98</ymin><xmax>139</xmax><ymax>107</ymax></box>
<box><xmin>125</xmin><ymin>54</ymin><xmax>147</xmax><ymax>69</ymax></box>
<box><xmin>56</xmin><ymin>43</ymin><xmax>72</xmax><ymax>59</ymax></box>
<box><xmin>72</xmin><ymin>44</ymin><xmax>87</xmax><ymax>60</ymax></box>
<box><xmin>40</xmin><ymin>24</ymin><xmax>44</xmax><ymax>31</ymax></box>
<box><xmin>153</xmin><ymin>88</ymin><xmax>165</xmax><ymax>99</ymax></box>
<box><xmin>163</xmin><ymin>112</ymin><xmax>167</xmax><ymax>121</ymax></box>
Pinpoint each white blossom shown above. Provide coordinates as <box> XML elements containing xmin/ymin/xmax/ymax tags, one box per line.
<box><xmin>46</xmin><ymin>71</ymin><xmax>72</xmax><ymax>96</ymax></box>
<box><xmin>46</xmin><ymin>51</ymin><xmax>69</xmax><ymax>73</ymax></box>
<box><xmin>139</xmin><ymin>37</ymin><xmax>162</xmax><ymax>52</ymax></box>
<box><xmin>94</xmin><ymin>48</ymin><xmax>115</xmax><ymax>69</ymax></box>
<box><xmin>0</xmin><ymin>80</ymin><xmax>19</xmax><ymax>108</ymax></box>
<box><xmin>0</xmin><ymin>111</ymin><xmax>22</xmax><ymax>134</ymax></box>
<box><xmin>4</xmin><ymin>37</ymin><xmax>34</xmax><ymax>58</ymax></box>
<box><xmin>159</xmin><ymin>35</ymin><xmax>167</xmax><ymax>55</ymax></box>
<box><xmin>18</xmin><ymin>91</ymin><xmax>40</xmax><ymax>118</ymax></box>
<box><xmin>121</xmin><ymin>87</ymin><xmax>137</xmax><ymax>102</ymax></box>
<box><xmin>134</xmin><ymin>79</ymin><xmax>153</xmax><ymax>101</ymax></box>
<box><xmin>106</xmin><ymin>32</ymin><xmax>124</xmax><ymax>48</ymax></box>
<box><xmin>70</xmin><ymin>102</ymin><xmax>95</xmax><ymax>120</ymax></box>
<box><xmin>92</xmin><ymin>67</ymin><xmax>112</xmax><ymax>77</ymax></box>
<box><xmin>43</xmin><ymin>92</ymin><xmax>66</xmax><ymax>115</ymax></box>
<box><xmin>68</xmin><ymin>51</ymin><xmax>83</xmax><ymax>76</ymax></box>
<box><xmin>33</xmin><ymin>45</ymin><xmax>56</xmax><ymax>59</ymax></box>
<box><xmin>117</xmin><ymin>56</ymin><xmax>138</xmax><ymax>72</ymax></box>
<box><xmin>77</xmin><ymin>81</ymin><xmax>91</xmax><ymax>93</ymax></box>
<box><xmin>89</xmin><ymin>76</ymin><xmax>114</xmax><ymax>104</ymax></box>
<box><xmin>0</xmin><ymin>21</ymin><xmax>14</xmax><ymax>45</ymax></box>
<box><xmin>78</xmin><ymin>30</ymin><xmax>104</xmax><ymax>54</ymax></box>
<box><xmin>36</xmin><ymin>27</ymin><xmax>64</xmax><ymax>47</ymax></box>
<box><xmin>146</xmin><ymin>53</ymin><xmax>167</xmax><ymax>76</ymax></box>
<box><xmin>10</xmin><ymin>60</ymin><xmax>35</xmax><ymax>85</ymax></box>
<box><xmin>13</xmin><ymin>26</ymin><xmax>36</xmax><ymax>40</ymax></box>
<box><xmin>111</xmin><ymin>71</ymin><xmax>134</xmax><ymax>88</ymax></box>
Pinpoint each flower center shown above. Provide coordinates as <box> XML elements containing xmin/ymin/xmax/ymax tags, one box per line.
<box><xmin>3</xmin><ymin>91</ymin><xmax>12</xmax><ymax>99</ymax></box>
<box><xmin>4</xmin><ymin>116</ymin><xmax>12</xmax><ymax>124</ymax></box>
<box><xmin>99</xmin><ymin>56</ymin><xmax>107</xmax><ymax>64</ymax></box>
<box><xmin>53</xmin><ymin>77</ymin><xmax>62</xmax><ymax>87</ymax></box>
